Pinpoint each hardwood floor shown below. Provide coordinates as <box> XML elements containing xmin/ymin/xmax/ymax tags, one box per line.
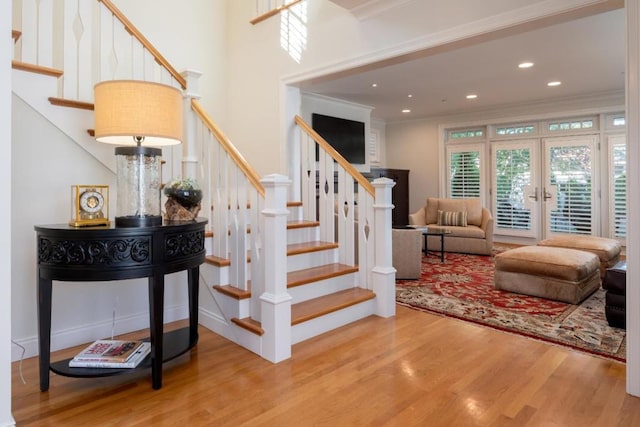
<box><xmin>12</xmin><ymin>306</ymin><xmax>640</xmax><ymax>426</ymax></box>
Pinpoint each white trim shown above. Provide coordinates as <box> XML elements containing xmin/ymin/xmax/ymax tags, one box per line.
<box><xmin>347</xmin><ymin>0</ymin><xmax>415</xmax><ymax>20</ymax></box>
<box><xmin>626</xmin><ymin>0</ymin><xmax>640</xmax><ymax>397</ymax></box>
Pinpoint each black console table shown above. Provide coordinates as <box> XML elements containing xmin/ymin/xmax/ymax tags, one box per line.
<box><xmin>34</xmin><ymin>218</ymin><xmax>207</xmax><ymax>391</ymax></box>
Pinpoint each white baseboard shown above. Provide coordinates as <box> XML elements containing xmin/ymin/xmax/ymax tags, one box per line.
<box><xmin>12</xmin><ymin>304</ymin><xmax>189</xmax><ymax>362</ymax></box>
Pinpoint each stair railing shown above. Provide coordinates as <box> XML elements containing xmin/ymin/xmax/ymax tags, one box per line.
<box><xmin>294</xmin><ymin>115</ymin><xmax>377</xmax><ymax>289</ymax></box>
<box><xmin>191</xmin><ymin>100</ymin><xmax>267</xmax><ymax>322</ymax></box>
<box><xmin>251</xmin><ymin>0</ymin><xmax>304</xmax><ymax>25</ymax></box>
<box><xmin>12</xmin><ymin>0</ymin><xmax>185</xmax><ymax>102</ymax></box>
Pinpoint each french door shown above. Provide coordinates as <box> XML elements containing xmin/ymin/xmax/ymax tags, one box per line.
<box><xmin>491</xmin><ymin>139</ymin><xmax>539</xmax><ymax>238</ymax></box>
<box><xmin>491</xmin><ymin>135</ymin><xmax>597</xmax><ymax>239</ymax></box>
<box><xmin>542</xmin><ymin>136</ymin><xmax>597</xmax><ymax>237</ymax></box>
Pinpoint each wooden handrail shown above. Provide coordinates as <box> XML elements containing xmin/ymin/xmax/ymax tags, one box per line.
<box><xmin>98</xmin><ymin>0</ymin><xmax>187</xmax><ymax>90</ymax></box>
<box><xmin>294</xmin><ymin>115</ymin><xmax>375</xmax><ymax>197</ymax></box>
<box><xmin>250</xmin><ymin>0</ymin><xmax>303</xmax><ymax>25</ymax></box>
<box><xmin>191</xmin><ymin>99</ymin><xmax>265</xmax><ymax>197</ymax></box>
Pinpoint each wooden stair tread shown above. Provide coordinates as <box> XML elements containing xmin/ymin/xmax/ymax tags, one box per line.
<box><xmin>12</xmin><ymin>30</ymin><xmax>21</xmax><ymax>42</ymax></box>
<box><xmin>213</xmin><ymin>284</ymin><xmax>251</xmax><ymax>300</ymax></box>
<box><xmin>287</xmin><ymin>241</ymin><xmax>338</xmax><ymax>256</ymax></box>
<box><xmin>231</xmin><ymin>317</ymin><xmax>264</xmax><ymax>335</ymax></box>
<box><xmin>49</xmin><ymin>97</ymin><xmax>94</xmax><ymax>110</ymax></box>
<box><xmin>287</xmin><ymin>220</ymin><xmax>319</xmax><ymax>229</ymax></box>
<box><xmin>231</xmin><ymin>288</ymin><xmax>374</xmax><ymax>334</ymax></box>
<box><xmin>291</xmin><ymin>288</ymin><xmax>375</xmax><ymax>325</ymax></box>
<box><xmin>288</xmin><ymin>263</ymin><xmax>358</xmax><ymax>288</ymax></box>
<box><xmin>11</xmin><ymin>60</ymin><xmax>63</xmax><ymax>77</ymax></box>
<box><xmin>287</xmin><ymin>201</ymin><xmax>303</xmax><ymax>207</ymax></box>
<box><xmin>205</xmin><ymin>255</ymin><xmax>231</xmax><ymax>267</ymax></box>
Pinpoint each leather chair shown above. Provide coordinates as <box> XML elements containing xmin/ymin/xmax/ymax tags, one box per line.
<box><xmin>602</xmin><ymin>260</ymin><xmax>626</xmax><ymax>329</ymax></box>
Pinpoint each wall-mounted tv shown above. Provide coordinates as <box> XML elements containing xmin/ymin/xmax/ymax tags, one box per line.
<box><xmin>312</xmin><ymin>113</ymin><xmax>366</xmax><ymax>164</ymax></box>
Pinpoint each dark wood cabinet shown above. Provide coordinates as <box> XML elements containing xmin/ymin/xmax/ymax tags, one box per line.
<box><xmin>365</xmin><ymin>168</ymin><xmax>410</xmax><ymax>226</ymax></box>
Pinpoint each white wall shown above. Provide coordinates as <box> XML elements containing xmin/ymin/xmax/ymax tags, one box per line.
<box><xmin>112</xmin><ymin>0</ymin><xmax>228</xmax><ymax>128</ymax></box>
<box><xmin>1</xmin><ymin>0</ymin><xmax>14</xmax><ymax>424</ymax></box>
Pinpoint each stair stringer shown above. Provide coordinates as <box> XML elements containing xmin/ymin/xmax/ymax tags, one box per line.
<box><xmin>12</xmin><ymin>69</ymin><xmax>116</xmax><ymax>173</ymax></box>
<box><xmin>198</xmin><ymin>261</ymin><xmax>263</xmax><ymax>357</ymax></box>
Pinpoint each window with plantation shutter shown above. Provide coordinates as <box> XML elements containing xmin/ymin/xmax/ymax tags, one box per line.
<box><xmin>493</xmin><ymin>145</ymin><xmax>532</xmax><ymax>231</ymax></box>
<box><xmin>609</xmin><ymin>136</ymin><xmax>627</xmax><ymax>238</ymax></box>
<box><xmin>447</xmin><ymin>144</ymin><xmax>483</xmax><ymax>199</ymax></box>
<box><xmin>546</xmin><ymin>142</ymin><xmax>593</xmax><ymax>235</ymax></box>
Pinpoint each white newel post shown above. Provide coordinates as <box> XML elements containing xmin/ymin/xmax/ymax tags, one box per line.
<box><xmin>371</xmin><ymin>177</ymin><xmax>396</xmax><ymax>318</ymax></box>
<box><xmin>180</xmin><ymin>69</ymin><xmax>203</xmax><ymax>182</ymax></box>
<box><xmin>260</xmin><ymin>174</ymin><xmax>292</xmax><ymax>362</ymax></box>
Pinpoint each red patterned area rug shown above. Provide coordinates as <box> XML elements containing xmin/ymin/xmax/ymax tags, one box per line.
<box><xmin>396</xmin><ymin>250</ymin><xmax>626</xmax><ymax>362</ymax></box>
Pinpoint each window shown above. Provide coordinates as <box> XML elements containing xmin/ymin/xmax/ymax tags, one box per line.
<box><xmin>547</xmin><ymin>118</ymin><xmax>595</xmax><ymax>132</ymax></box>
<box><xmin>548</xmin><ymin>144</ymin><xmax>592</xmax><ymax>235</ymax></box>
<box><xmin>447</xmin><ymin>144</ymin><xmax>483</xmax><ymax>199</ymax></box>
<box><xmin>369</xmin><ymin>128</ymin><xmax>380</xmax><ymax>165</ymax></box>
<box><xmin>495</xmin><ymin>125</ymin><xmax>535</xmax><ymax>136</ymax></box>
<box><xmin>609</xmin><ymin>136</ymin><xmax>627</xmax><ymax>238</ymax></box>
<box><xmin>449</xmin><ymin>129</ymin><xmax>484</xmax><ymax>140</ymax></box>
<box><xmin>494</xmin><ymin>146</ymin><xmax>532</xmax><ymax>231</ymax></box>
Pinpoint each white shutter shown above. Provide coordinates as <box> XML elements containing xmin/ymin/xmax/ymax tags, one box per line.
<box><xmin>609</xmin><ymin>135</ymin><xmax>627</xmax><ymax>238</ymax></box>
<box><xmin>447</xmin><ymin>144</ymin><xmax>483</xmax><ymax>199</ymax></box>
<box><xmin>493</xmin><ymin>145</ymin><xmax>532</xmax><ymax>231</ymax></box>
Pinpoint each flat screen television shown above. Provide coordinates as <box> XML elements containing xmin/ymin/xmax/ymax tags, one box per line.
<box><xmin>312</xmin><ymin>113</ymin><xmax>366</xmax><ymax>164</ymax></box>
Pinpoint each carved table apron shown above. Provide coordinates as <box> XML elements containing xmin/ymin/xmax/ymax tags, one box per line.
<box><xmin>34</xmin><ymin>218</ymin><xmax>207</xmax><ymax>391</ymax></box>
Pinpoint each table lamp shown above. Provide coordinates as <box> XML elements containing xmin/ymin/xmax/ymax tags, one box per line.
<box><xmin>94</xmin><ymin>80</ymin><xmax>183</xmax><ymax>227</ymax></box>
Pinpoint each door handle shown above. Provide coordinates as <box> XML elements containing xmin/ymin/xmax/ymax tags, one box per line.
<box><xmin>543</xmin><ymin>187</ymin><xmax>552</xmax><ymax>201</ymax></box>
<box><xmin>528</xmin><ymin>187</ymin><xmax>539</xmax><ymax>202</ymax></box>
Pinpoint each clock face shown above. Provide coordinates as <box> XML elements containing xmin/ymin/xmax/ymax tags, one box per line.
<box><xmin>79</xmin><ymin>190</ymin><xmax>105</xmax><ymax>214</ymax></box>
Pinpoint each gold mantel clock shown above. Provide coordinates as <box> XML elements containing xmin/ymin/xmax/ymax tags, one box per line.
<box><xmin>69</xmin><ymin>185</ymin><xmax>110</xmax><ymax>227</ymax></box>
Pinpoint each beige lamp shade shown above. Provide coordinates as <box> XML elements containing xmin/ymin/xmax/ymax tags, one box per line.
<box><xmin>94</xmin><ymin>80</ymin><xmax>183</xmax><ymax>146</ymax></box>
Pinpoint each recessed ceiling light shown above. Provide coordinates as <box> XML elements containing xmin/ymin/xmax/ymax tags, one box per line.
<box><xmin>466</xmin><ymin>94</ymin><xmax>478</xmax><ymax>99</ymax></box>
<box><xmin>407</xmin><ymin>94</ymin><xmax>413</xmax><ymax>98</ymax></box>
<box><xmin>547</xmin><ymin>81</ymin><xmax>562</xmax><ymax>87</ymax></box>
<box><xmin>371</xmin><ymin>83</ymin><xmax>378</xmax><ymax>87</ymax></box>
<box><xmin>402</xmin><ymin>109</ymin><xmax>411</xmax><ymax>113</ymax></box>
<box><xmin>518</xmin><ymin>62</ymin><xmax>534</xmax><ymax>69</ymax></box>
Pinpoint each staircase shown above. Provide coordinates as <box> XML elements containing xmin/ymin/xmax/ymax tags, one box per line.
<box><xmin>11</xmin><ymin>0</ymin><xmax>396</xmax><ymax>364</ymax></box>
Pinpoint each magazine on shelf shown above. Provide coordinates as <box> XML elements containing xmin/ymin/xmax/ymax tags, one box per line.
<box><xmin>72</xmin><ymin>339</ymin><xmax>144</xmax><ymax>363</ymax></box>
<box><xmin>69</xmin><ymin>342</ymin><xmax>151</xmax><ymax>369</ymax></box>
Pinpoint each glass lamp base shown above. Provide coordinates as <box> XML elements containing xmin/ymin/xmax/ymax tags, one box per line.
<box><xmin>115</xmin><ymin>215</ymin><xmax>162</xmax><ymax>227</ymax></box>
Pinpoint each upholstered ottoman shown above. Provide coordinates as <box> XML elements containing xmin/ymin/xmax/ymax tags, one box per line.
<box><xmin>537</xmin><ymin>236</ymin><xmax>621</xmax><ymax>278</ymax></box>
<box><xmin>392</xmin><ymin>228</ymin><xmax>423</xmax><ymax>279</ymax></box>
<box><xmin>494</xmin><ymin>246</ymin><xmax>601</xmax><ymax>304</ymax></box>
<box><xmin>603</xmin><ymin>260</ymin><xmax>626</xmax><ymax>329</ymax></box>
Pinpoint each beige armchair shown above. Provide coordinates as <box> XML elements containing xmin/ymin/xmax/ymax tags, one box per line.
<box><xmin>409</xmin><ymin>197</ymin><xmax>494</xmax><ymax>255</ymax></box>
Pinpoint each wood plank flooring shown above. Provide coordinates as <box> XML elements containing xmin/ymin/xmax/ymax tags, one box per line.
<box><xmin>12</xmin><ymin>305</ymin><xmax>640</xmax><ymax>426</ymax></box>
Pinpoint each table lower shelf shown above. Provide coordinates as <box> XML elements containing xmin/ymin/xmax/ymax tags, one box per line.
<box><xmin>49</xmin><ymin>327</ymin><xmax>197</xmax><ymax>378</ymax></box>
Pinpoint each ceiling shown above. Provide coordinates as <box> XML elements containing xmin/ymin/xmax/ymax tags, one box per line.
<box><xmin>298</xmin><ymin>8</ymin><xmax>625</xmax><ymax>122</ymax></box>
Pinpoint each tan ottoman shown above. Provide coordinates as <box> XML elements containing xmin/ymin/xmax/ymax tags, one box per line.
<box><xmin>494</xmin><ymin>246</ymin><xmax>600</xmax><ymax>304</ymax></box>
<box><xmin>537</xmin><ymin>235</ymin><xmax>621</xmax><ymax>278</ymax></box>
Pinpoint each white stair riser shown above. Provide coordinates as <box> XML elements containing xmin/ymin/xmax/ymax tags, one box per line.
<box><xmin>287</xmin><ymin>248</ymin><xmax>338</xmax><ymax>271</ymax></box>
<box><xmin>288</xmin><ymin>274</ymin><xmax>357</xmax><ymax>304</ymax></box>
<box><xmin>287</xmin><ymin>206</ymin><xmax>303</xmax><ymax>221</ymax></box>
<box><xmin>291</xmin><ymin>298</ymin><xmax>376</xmax><ymax>344</ymax></box>
<box><xmin>286</xmin><ymin>226</ymin><xmax>319</xmax><ymax>244</ymax></box>
<box><xmin>200</xmin><ymin>264</ymin><xmax>229</xmax><ymax>288</ymax></box>
<box><xmin>213</xmin><ymin>292</ymin><xmax>251</xmax><ymax>319</ymax></box>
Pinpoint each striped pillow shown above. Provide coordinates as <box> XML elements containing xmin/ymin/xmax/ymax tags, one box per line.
<box><xmin>437</xmin><ymin>210</ymin><xmax>467</xmax><ymax>227</ymax></box>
